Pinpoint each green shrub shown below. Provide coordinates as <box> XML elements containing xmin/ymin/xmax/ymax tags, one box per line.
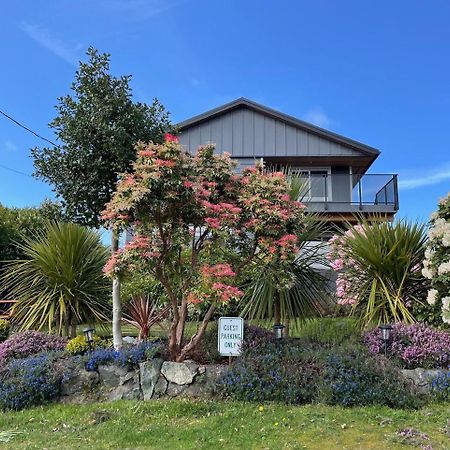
<box><xmin>217</xmin><ymin>340</ymin><xmax>322</xmax><ymax>404</ymax></box>
<box><xmin>318</xmin><ymin>344</ymin><xmax>424</xmax><ymax>409</ymax></box>
<box><xmin>296</xmin><ymin>317</ymin><xmax>359</xmax><ymax>346</ymax></box>
<box><xmin>218</xmin><ymin>339</ymin><xmax>424</xmax><ymax>409</ymax></box>
<box><xmin>66</xmin><ymin>335</ymin><xmax>105</xmax><ymax>355</ymax></box>
<box><xmin>0</xmin><ymin>319</ymin><xmax>10</xmax><ymax>342</ymax></box>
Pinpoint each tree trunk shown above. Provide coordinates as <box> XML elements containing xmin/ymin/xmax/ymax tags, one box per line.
<box><xmin>112</xmin><ymin>230</ymin><xmax>123</xmax><ymax>350</ymax></box>
<box><xmin>274</xmin><ymin>299</ymin><xmax>281</xmax><ymax>325</ymax></box>
<box><xmin>283</xmin><ymin>318</ymin><xmax>290</xmax><ymax>337</ymax></box>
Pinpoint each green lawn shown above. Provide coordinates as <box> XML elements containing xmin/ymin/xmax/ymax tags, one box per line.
<box><xmin>0</xmin><ymin>400</ymin><xmax>448</xmax><ymax>449</ymax></box>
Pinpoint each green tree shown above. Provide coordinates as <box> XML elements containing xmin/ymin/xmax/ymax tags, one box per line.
<box><xmin>0</xmin><ymin>200</ymin><xmax>63</xmax><ymax>264</ymax></box>
<box><xmin>31</xmin><ymin>48</ymin><xmax>172</xmax><ymax>347</ymax></box>
<box><xmin>0</xmin><ymin>222</ymin><xmax>110</xmax><ymax>337</ymax></box>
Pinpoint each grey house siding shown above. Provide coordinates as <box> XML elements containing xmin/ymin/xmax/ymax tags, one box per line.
<box><xmin>179</xmin><ymin>108</ymin><xmax>362</xmax><ymax>158</ymax></box>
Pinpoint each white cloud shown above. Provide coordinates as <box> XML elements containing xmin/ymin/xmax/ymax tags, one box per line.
<box><xmin>20</xmin><ymin>22</ymin><xmax>82</xmax><ymax>66</ymax></box>
<box><xmin>399</xmin><ymin>165</ymin><xmax>450</xmax><ymax>190</ymax></box>
<box><xmin>302</xmin><ymin>107</ymin><xmax>331</xmax><ymax>128</ymax></box>
<box><xmin>3</xmin><ymin>140</ymin><xmax>18</xmax><ymax>152</ymax></box>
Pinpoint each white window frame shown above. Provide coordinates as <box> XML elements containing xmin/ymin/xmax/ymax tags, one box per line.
<box><xmin>291</xmin><ymin>167</ymin><xmax>332</xmax><ymax>202</ymax></box>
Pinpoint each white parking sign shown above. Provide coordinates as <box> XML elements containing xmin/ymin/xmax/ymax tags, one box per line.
<box><xmin>218</xmin><ymin>317</ymin><xmax>244</xmax><ymax>356</ymax></box>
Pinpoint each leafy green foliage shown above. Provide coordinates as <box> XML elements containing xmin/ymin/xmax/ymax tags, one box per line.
<box><xmin>0</xmin><ymin>201</ymin><xmax>63</xmax><ymax>265</ymax></box>
<box><xmin>0</xmin><ymin>320</ymin><xmax>10</xmax><ymax>343</ymax></box>
<box><xmin>66</xmin><ymin>335</ymin><xmax>106</xmax><ymax>355</ymax></box>
<box><xmin>0</xmin><ymin>222</ymin><xmax>110</xmax><ymax>336</ymax></box>
<box><xmin>31</xmin><ymin>48</ymin><xmax>172</xmax><ymax>227</ymax></box>
<box><xmin>296</xmin><ymin>317</ymin><xmax>359</xmax><ymax>346</ymax></box>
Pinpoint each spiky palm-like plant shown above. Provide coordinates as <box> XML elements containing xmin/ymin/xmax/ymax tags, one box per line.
<box><xmin>342</xmin><ymin>218</ymin><xmax>428</xmax><ymax>326</ymax></box>
<box><xmin>0</xmin><ymin>222</ymin><xmax>110</xmax><ymax>337</ymax></box>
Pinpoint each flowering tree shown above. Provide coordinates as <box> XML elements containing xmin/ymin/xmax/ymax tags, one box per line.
<box><xmin>328</xmin><ymin>219</ymin><xmax>427</xmax><ymax>325</ymax></box>
<box><xmin>102</xmin><ymin>135</ymin><xmax>306</xmax><ymax>361</ymax></box>
<box><xmin>422</xmin><ymin>193</ymin><xmax>450</xmax><ymax>326</ymax></box>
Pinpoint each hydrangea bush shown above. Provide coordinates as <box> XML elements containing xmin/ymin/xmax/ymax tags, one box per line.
<box><xmin>0</xmin><ymin>331</ymin><xmax>67</xmax><ymax>363</ymax></box>
<box><xmin>102</xmin><ymin>135</ymin><xmax>306</xmax><ymax>361</ymax></box>
<box><xmin>363</xmin><ymin>323</ymin><xmax>450</xmax><ymax>369</ymax></box>
<box><xmin>422</xmin><ymin>192</ymin><xmax>450</xmax><ymax>326</ymax></box>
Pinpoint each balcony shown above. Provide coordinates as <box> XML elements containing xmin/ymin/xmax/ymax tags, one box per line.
<box><xmin>298</xmin><ymin>173</ymin><xmax>399</xmax><ymax>214</ymax></box>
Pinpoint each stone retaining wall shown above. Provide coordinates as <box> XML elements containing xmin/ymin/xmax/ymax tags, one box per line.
<box><xmin>60</xmin><ymin>359</ymin><xmax>227</xmax><ymax>404</ymax></box>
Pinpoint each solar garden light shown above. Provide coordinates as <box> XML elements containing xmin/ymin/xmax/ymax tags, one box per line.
<box><xmin>379</xmin><ymin>324</ymin><xmax>393</xmax><ymax>357</ymax></box>
<box><xmin>273</xmin><ymin>323</ymin><xmax>285</xmax><ymax>340</ymax></box>
<box><xmin>83</xmin><ymin>327</ymin><xmax>95</xmax><ymax>351</ymax></box>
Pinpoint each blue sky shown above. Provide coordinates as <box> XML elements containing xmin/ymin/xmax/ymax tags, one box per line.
<box><xmin>1</xmin><ymin>0</ymin><xmax>450</xmax><ymax>222</ymax></box>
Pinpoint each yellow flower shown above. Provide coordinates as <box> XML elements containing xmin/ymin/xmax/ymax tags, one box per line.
<box><xmin>258</xmin><ymin>406</ymin><xmax>264</xmax><ymax>412</ymax></box>
<box><xmin>274</xmin><ymin>422</ymin><xmax>279</xmax><ymax>427</ymax></box>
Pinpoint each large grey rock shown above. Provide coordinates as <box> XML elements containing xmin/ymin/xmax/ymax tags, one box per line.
<box><xmin>109</xmin><ymin>369</ymin><xmax>140</xmax><ymax>401</ymax></box>
<box><xmin>161</xmin><ymin>361</ymin><xmax>198</xmax><ymax>385</ymax></box>
<box><xmin>98</xmin><ymin>365</ymin><xmax>129</xmax><ymax>388</ymax></box>
<box><xmin>166</xmin><ymin>382</ymin><xmax>186</xmax><ymax>397</ymax></box>
<box><xmin>61</xmin><ymin>369</ymin><xmax>99</xmax><ymax>397</ymax></box>
<box><xmin>140</xmin><ymin>358</ymin><xmax>163</xmax><ymax>400</ymax></box>
<box><xmin>153</xmin><ymin>375</ymin><xmax>168</xmax><ymax>397</ymax></box>
<box><xmin>109</xmin><ymin>383</ymin><xmax>140</xmax><ymax>401</ymax></box>
<box><xmin>401</xmin><ymin>368</ymin><xmax>448</xmax><ymax>394</ymax></box>
<box><xmin>123</xmin><ymin>336</ymin><xmax>138</xmax><ymax>345</ymax></box>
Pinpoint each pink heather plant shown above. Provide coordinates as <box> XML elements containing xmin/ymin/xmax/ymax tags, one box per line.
<box><xmin>363</xmin><ymin>323</ymin><xmax>450</xmax><ymax>369</ymax></box>
<box><xmin>0</xmin><ymin>330</ymin><xmax>67</xmax><ymax>363</ymax></box>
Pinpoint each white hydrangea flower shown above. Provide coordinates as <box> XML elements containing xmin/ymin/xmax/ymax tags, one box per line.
<box><xmin>438</xmin><ymin>261</ymin><xmax>450</xmax><ymax>275</ymax></box>
<box><xmin>443</xmin><ymin>232</ymin><xmax>450</xmax><ymax>247</ymax></box>
<box><xmin>430</xmin><ymin>211</ymin><xmax>439</xmax><ymax>221</ymax></box>
<box><xmin>422</xmin><ymin>266</ymin><xmax>434</xmax><ymax>279</ymax></box>
<box><xmin>424</xmin><ymin>248</ymin><xmax>434</xmax><ymax>260</ymax></box>
<box><xmin>426</xmin><ymin>289</ymin><xmax>439</xmax><ymax>305</ymax></box>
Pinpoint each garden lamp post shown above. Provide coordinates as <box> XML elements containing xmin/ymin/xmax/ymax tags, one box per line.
<box><xmin>379</xmin><ymin>324</ymin><xmax>393</xmax><ymax>357</ymax></box>
<box><xmin>83</xmin><ymin>327</ymin><xmax>95</xmax><ymax>351</ymax></box>
<box><xmin>273</xmin><ymin>323</ymin><xmax>285</xmax><ymax>340</ymax></box>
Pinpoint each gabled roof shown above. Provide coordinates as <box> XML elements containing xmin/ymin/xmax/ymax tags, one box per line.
<box><xmin>177</xmin><ymin>97</ymin><xmax>380</xmax><ymax>157</ymax></box>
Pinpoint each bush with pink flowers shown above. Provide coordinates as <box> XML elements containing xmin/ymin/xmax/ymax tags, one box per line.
<box><xmin>0</xmin><ymin>330</ymin><xmax>67</xmax><ymax>364</ymax></box>
<box><xmin>363</xmin><ymin>323</ymin><xmax>450</xmax><ymax>369</ymax></box>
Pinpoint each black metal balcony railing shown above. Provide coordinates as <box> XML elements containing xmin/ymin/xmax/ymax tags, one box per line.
<box><xmin>297</xmin><ymin>174</ymin><xmax>399</xmax><ymax>211</ymax></box>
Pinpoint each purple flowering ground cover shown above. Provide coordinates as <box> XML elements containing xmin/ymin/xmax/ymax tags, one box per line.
<box><xmin>0</xmin><ymin>330</ymin><xmax>67</xmax><ymax>363</ymax></box>
<box><xmin>363</xmin><ymin>323</ymin><xmax>450</xmax><ymax>369</ymax></box>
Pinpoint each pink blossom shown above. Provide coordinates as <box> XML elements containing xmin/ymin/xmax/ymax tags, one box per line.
<box><xmin>138</xmin><ymin>149</ymin><xmax>155</xmax><ymax>158</ymax></box>
<box><xmin>331</xmin><ymin>259</ymin><xmax>344</xmax><ymax>271</ymax></box>
<box><xmin>164</xmin><ymin>133</ymin><xmax>179</xmax><ymax>142</ymax></box>
<box><xmin>205</xmin><ymin>217</ymin><xmax>221</xmax><ymax>229</ymax></box>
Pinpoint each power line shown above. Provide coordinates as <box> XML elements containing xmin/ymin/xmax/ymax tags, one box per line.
<box><xmin>0</xmin><ymin>109</ymin><xmax>58</xmax><ymax>147</ymax></box>
<box><xmin>0</xmin><ymin>163</ymin><xmax>32</xmax><ymax>178</ymax></box>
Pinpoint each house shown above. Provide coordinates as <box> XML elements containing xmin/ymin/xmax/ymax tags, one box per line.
<box><xmin>177</xmin><ymin>98</ymin><xmax>398</xmax><ymax>231</ymax></box>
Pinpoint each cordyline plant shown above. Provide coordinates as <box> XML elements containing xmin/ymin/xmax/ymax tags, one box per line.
<box><xmin>102</xmin><ymin>134</ymin><xmax>306</xmax><ymax>361</ymax></box>
<box><xmin>328</xmin><ymin>217</ymin><xmax>428</xmax><ymax>326</ymax></box>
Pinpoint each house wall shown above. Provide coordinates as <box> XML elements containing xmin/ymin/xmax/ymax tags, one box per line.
<box><xmin>179</xmin><ymin>107</ymin><xmax>362</xmax><ymax>159</ymax></box>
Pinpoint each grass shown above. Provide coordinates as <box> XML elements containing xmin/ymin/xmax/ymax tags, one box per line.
<box><xmin>0</xmin><ymin>400</ymin><xmax>448</xmax><ymax>449</ymax></box>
